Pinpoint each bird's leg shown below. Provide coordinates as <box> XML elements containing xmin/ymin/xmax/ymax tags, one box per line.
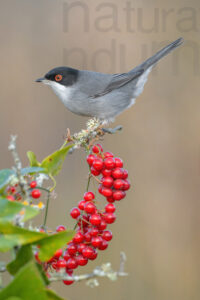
<box><xmin>96</xmin><ymin>121</ymin><xmax>123</xmax><ymax>135</ymax></box>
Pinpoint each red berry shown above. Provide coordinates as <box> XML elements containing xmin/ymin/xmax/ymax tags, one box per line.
<box><xmin>106</xmin><ymin>196</ymin><xmax>115</xmax><ymax>203</ymax></box>
<box><xmin>63</xmin><ymin>251</ymin><xmax>71</xmax><ymax>261</ymax></box>
<box><xmin>97</xmin><ymin>219</ymin><xmax>107</xmax><ymax>230</ymax></box>
<box><xmin>63</xmin><ymin>269</ymin><xmax>74</xmax><ymax>285</ymax></box>
<box><xmin>122</xmin><ymin>169</ymin><xmax>128</xmax><ymax>179</ymax></box>
<box><xmin>112</xmin><ymin>190</ymin><xmax>126</xmax><ymax>201</ymax></box>
<box><xmin>73</xmin><ymin>232</ymin><xmax>84</xmax><ymax>243</ymax></box>
<box><xmin>53</xmin><ymin>248</ymin><xmax>63</xmax><ymax>259</ymax></box>
<box><xmin>7</xmin><ymin>195</ymin><xmax>15</xmax><ymax>201</ymax></box>
<box><xmin>92</xmin><ymin>145</ymin><xmax>100</xmax><ymax>153</ymax></box>
<box><xmin>104</xmin><ymin>157</ymin><xmax>115</xmax><ymax>170</ymax></box>
<box><xmin>89</xmin><ymin>214</ymin><xmax>102</xmax><ymax>226</ymax></box>
<box><xmin>9</xmin><ymin>186</ymin><xmax>16</xmax><ymax>194</ymax></box>
<box><xmin>57</xmin><ymin>259</ymin><xmax>67</xmax><ymax>268</ymax></box>
<box><xmin>105</xmin><ymin>203</ymin><xmax>116</xmax><ymax>213</ymax></box>
<box><xmin>66</xmin><ymin>257</ymin><xmax>78</xmax><ymax>269</ymax></box>
<box><xmin>48</xmin><ymin>257</ymin><xmax>56</xmax><ymax>265</ymax></box>
<box><xmin>91</xmin><ymin>236</ymin><xmax>103</xmax><ymax>248</ymax></box>
<box><xmin>84</xmin><ymin>202</ymin><xmax>96</xmax><ymax>214</ymax></box>
<box><xmin>31</xmin><ymin>189</ymin><xmax>41</xmax><ymax>199</ymax></box>
<box><xmin>91</xmin><ymin>166</ymin><xmax>101</xmax><ymax>176</ymax></box>
<box><xmin>123</xmin><ymin>179</ymin><xmax>130</xmax><ymax>191</ymax></box>
<box><xmin>30</xmin><ymin>181</ymin><xmax>37</xmax><ymax>188</ymax></box>
<box><xmin>102</xmin><ymin>230</ymin><xmax>113</xmax><ymax>241</ymax></box>
<box><xmin>78</xmin><ymin>200</ymin><xmax>86</xmax><ymax>210</ymax></box>
<box><xmin>66</xmin><ymin>269</ymin><xmax>73</xmax><ymax>276</ymax></box>
<box><xmin>84</xmin><ymin>231</ymin><xmax>92</xmax><ymax>242</ymax></box>
<box><xmin>101</xmin><ymin>187</ymin><xmax>113</xmax><ymax>197</ymax></box>
<box><xmin>92</xmin><ymin>158</ymin><xmax>104</xmax><ymax>171</ymax></box>
<box><xmin>63</xmin><ymin>279</ymin><xmax>74</xmax><ymax>285</ymax></box>
<box><xmin>104</xmin><ymin>152</ymin><xmax>114</xmax><ymax>158</ymax></box>
<box><xmin>87</xmin><ymin>154</ymin><xmax>96</xmax><ymax>166</ymax></box>
<box><xmin>114</xmin><ymin>157</ymin><xmax>123</xmax><ymax>168</ymax></box>
<box><xmin>101</xmin><ymin>176</ymin><xmax>114</xmax><ymax>188</ymax></box>
<box><xmin>112</xmin><ymin>168</ymin><xmax>124</xmax><ymax>179</ymax></box>
<box><xmin>51</xmin><ymin>261</ymin><xmax>58</xmax><ymax>270</ymax></box>
<box><xmin>82</xmin><ymin>246</ymin><xmax>94</xmax><ymax>259</ymax></box>
<box><xmin>104</xmin><ymin>213</ymin><xmax>116</xmax><ymax>224</ymax></box>
<box><xmin>90</xmin><ymin>250</ymin><xmax>98</xmax><ymax>260</ymax></box>
<box><xmin>98</xmin><ymin>240</ymin><xmax>108</xmax><ymax>250</ymax></box>
<box><xmin>76</xmin><ymin>254</ymin><xmax>88</xmax><ymax>266</ymax></box>
<box><xmin>96</xmin><ymin>143</ymin><xmax>103</xmax><ymax>152</ymax></box>
<box><xmin>56</xmin><ymin>225</ymin><xmax>66</xmax><ymax>232</ymax></box>
<box><xmin>101</xmin><ymin>168</ymin><xmax>112</xmax><ymax>177</ymax></box>
<box><xmin>98</xmin><ymin>184</ymin><xmax>103</xmax><ymax>194</ymax></box>
<box><xmin>89</xmin><ymin>227</ymin><xmax>99</xmax><ymax>236</ymax></box>
<box><xmin>84</xmin><ymin>191</ymin><xmax>95</xmax><ymax>201</ymax></box>
<box><xmin>70</xmin><ymin>207</ymin><xmax>80</xmax><ymax>219</ymax></box>
<box><xmin>77</xmin><ymin>243</ymin><xmax>86</xmax><ymax>253</ymax></box>
<box><xmin>67</xmin><ymin>243</ymin><xmax>77</xmax><ymax>255</ymax></box>
<box><xmin>113</xmin><ymin>179</ymin><xmax>124</xmax><ymax>190</ymax></box>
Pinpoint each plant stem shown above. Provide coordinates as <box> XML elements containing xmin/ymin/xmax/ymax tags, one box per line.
<box><xmin>43</xmin><ymin>191</ymin><xmax>50</xmax><ymax>229</ymax></box>
<box><xmin>60</xmin><ymin>140</ymin><xmax>68</xmax><ymax>150</ymax></box>
<box><xmin>91</xmin><ymin>174</ymin><xmax>101</xmax><ymax>184</ymax></box>
<box><xmin>29</xmin><ymin>186</ymin><xmax>50</xmax><ymax>193</ymax></box>
<box><xmin>86</xmin><ymin>173</ymin><xmax>91</xmax><ymax>192</ymax></box>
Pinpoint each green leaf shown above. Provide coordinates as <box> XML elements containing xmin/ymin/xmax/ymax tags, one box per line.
<box><xmin>37</xmin><ymin>230</ymin><xmax>75</xmax><ymax>261</ymax></box>
<box><xmin>0</xmin><ymin>222</ymin><xmax>74</xmax><ymax>260</ymax></box>
<box><xmin>0</xmin><ymin>169</ymin><xmax>14</xmax><ymax>190</ymax></box>
<box><xmin>0</xmin><ymin>197</ymin><xmax>40</xmax><ymax>222</ymax></box>
<box><xmin>6</xmin><ymin>297</ymin><xmax>22</xmax><ymax>300</ymax></box>
<box><xmin>41</xmin><ymin>145</ymin><xmax>73</xmax><ymax>176</ymax></box>
<box><xmin>7</xmin><ymin>245</ymin><xmax>33</xmax><ymax>275</ymax></box>
<box><xmin>0</xmin><ymin>261</ymin><xmax>48</xmax><ymax>300</ymax></box>
<box><xmin>36</xmin><ymin>263</ymin><xmax>50</xmax><ymax>286</ymax></box>
<box><xmin>0</xmin><ymin>222</ymin><xmax>46</xmax><ymax>252</ymax></box>
<box><xmin>21</xmin><ymin>167</ymin><xmax>45</xmax><ymax>175</ymax></box>
<box><xmin>27</xmin><ymin>151</ymin><xmax>40</xmax><ymax>167</ymax></box>
<box><xmin>7</xmin><ymin>245</ymin><xmax>49</xmax><ymax>285</ymax></box>
<box><xmin>46</xmin><ymin>290</ymin><xmax>65</xmax><ymax>300</ymax></box>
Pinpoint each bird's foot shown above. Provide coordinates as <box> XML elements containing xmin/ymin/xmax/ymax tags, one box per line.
<box><xmin>101</xmin><ymin>125</ymin><xmax>123</xmax><ymax>134</ymax></box>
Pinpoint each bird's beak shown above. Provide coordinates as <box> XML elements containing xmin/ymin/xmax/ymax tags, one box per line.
<box><xmin>35</xmin><ymin>77</ymin><xmax>45</xmax><ymax>83</ymax></box>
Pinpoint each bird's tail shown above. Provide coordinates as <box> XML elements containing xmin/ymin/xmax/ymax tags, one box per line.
<box><xmin>136</xmin><ymin>37</ymin><xmax>184</xmax><ymax>70</ymax></box>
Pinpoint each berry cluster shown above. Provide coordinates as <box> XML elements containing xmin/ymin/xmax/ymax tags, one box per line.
<box><xmin>6</xmin><ymin>180</ymin><xmax>43</xmax><ymax>208</ymax></box>
<box><xmin>87</xmin><ymin>144</ymin><xmax>130</xmax><ymax>202</ymax></box>
<box><xmin>41</xmin><ymin>144</ymin><xmax>130</xmax><ymax>285</ymax></box>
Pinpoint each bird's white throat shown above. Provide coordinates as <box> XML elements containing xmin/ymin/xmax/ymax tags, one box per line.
<box><xmin>45</xmin><ymin>81</ymin><xmax>72</xmax><ymax>106</ymax></box>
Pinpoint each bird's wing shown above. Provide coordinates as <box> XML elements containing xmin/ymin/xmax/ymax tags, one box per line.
<box><xmin>90</xmin><ymin>38</ymin><xmax>183</xmax><ymax>99</ymax></box>
<box><xmin>90</xmin><ymin>69</ymin><xmax>144</xmax><ymax>98</ymax></box>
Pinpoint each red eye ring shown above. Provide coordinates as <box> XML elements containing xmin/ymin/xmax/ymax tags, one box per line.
<box><xmin>55</xmin><ymin>74</ymin><xmax>62</xmax><ymax>82</ymax></box>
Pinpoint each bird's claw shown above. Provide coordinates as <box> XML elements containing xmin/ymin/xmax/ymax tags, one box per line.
<box><xmin>101</xmin><ymin>125</ymin><xmax>123</xmax><ymax>134</ymax></box>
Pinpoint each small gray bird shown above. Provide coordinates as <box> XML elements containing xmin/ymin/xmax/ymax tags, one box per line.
<box><xmin>36</xmin><ymin>38</ymin><xmax>183</xmax><ymax>124</ymax></box>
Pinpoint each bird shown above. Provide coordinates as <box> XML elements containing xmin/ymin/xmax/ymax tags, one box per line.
<box><xmin>36</xmin><ymin>38</ymin><xmax>183</xmax><ymax>124</ymax></box>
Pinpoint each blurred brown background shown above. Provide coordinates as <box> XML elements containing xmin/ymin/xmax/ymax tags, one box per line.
<box><xmin>0</xmin><ymin>0</ymin><xmax>200</xmax><ymax>299</ymax></box>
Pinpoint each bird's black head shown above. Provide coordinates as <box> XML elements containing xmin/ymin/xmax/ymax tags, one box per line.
<box><xmin>36</xmin><ymin>66</ymin><xmax>79</xmax><ymax>86</ymax></box>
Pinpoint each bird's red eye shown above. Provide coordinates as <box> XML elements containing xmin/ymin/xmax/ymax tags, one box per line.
<box><xmin>55</xmin><ymin>74</ymin><xmax>62</xmax><ymax>82</ymax></box>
